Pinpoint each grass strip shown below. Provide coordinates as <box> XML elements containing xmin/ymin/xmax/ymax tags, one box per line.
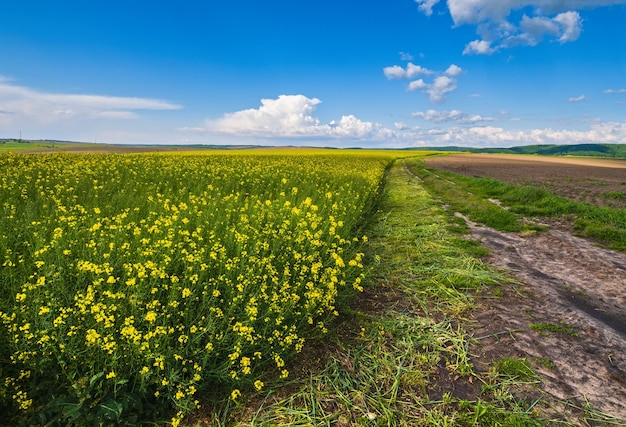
<box><xmin>192</xmin><ymin>158</ymin><xmax>544</xmax><ymax>426</ymax></box>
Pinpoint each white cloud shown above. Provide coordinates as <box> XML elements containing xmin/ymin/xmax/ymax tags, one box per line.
<box><xmin>385</xmin><ymin>63</ymin><xmax>463</xmax><ymax>103</ymax></box>
<box><xmin>0</xmin><ymin>77</ymin><xmax>187</xmax><ymax>144</ymax></box>
<box><xmin>417</xmin><ymin>1</ymin><xmax>625</xmax><ymax>54</ymax></box>
<box><xmin>0</xmin><ymin>79</ymin><xmax>181</xmax><ymax>125</ymax></box>
<box><xmin>407</xmin><ymin>79</ymin><xmax>428</xmax><ymax>91</ymax></box>
<box><xmin>92</xmin><ymin>111</ymin><xmax>139</xmax><ymax>120</ymax></box>
<box><xmin>206</xmin><ymin>95</ymin><xmax>322</xmax><ymax>136</ymax></box>
<box><xmin>415</xmin><ymin>0</ymin><xmax>442</xmax><ymax>16</ymax></box>
<box><xmin>445</xmin><ymin>64</ymin><xmax>463</xmax><ymax>77</ymax></box>
<box><xmin>393</xmin><ymin>120</ymin><xmax>626</xmax><ymax>147</ymax></box>
<box><xmin>383</xmin><ymin>62</ymin><xmax>433</xmax><ymax>79</ymax></box>
<box><xmin>400</xmin><ymin>51</ymin><xmax>414</xmax><ymax>61</ymax></box>
<box><xmin>446</xmin><ymin>0</ymin><xmax>623</xmax><ymax>25</ymax></box>
<box><xmin>200</xmin><ymin>94</ymin><xmax>393</xmax><ymax>141</ymax></box>
<box><xmin>508</xmin><ymin>15</ymin><xmax>560</xmax><ymax>47</ymax></box>
<box><xmin>382</xmin><ymin>65</ymin><xmax>408</xmax><ymax>79</ymax></box>
<box><xmin>413</xmin><ymin>109</ymin><xmax>494</xmax><ymax>124</ymax></box>
<box><xmin>568</xmin><ymin>95</ymin><xmax>586</xmax><ymax>102</ymax></box>
<box><xmin>553</xmin><ymin>11</ymin><xmax>583</xmax><ymax>42</ymax></box>
<box><xmin>604</xmin><ymin>88</ymin><xmax>626</xmax><ymax>94</ymax></box>
<box><xmin>463</xmin><ymin>40</ymin><xmax>496</xmax><ymax>55</ymax></box>
<box><xmin>426</xmin><ymin>76</ymin><xmax>458</xmax><ymax>103</ymax></box>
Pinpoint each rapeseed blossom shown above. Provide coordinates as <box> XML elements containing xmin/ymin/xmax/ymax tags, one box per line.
<box><xmin>0</xmin><ymin>150</ymin><xmax>394</xmax><ymax>424</ymax></box>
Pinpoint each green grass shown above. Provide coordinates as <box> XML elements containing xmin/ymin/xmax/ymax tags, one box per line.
<box><xmin>196</xmin><ymin>158</ymin><xmax>546</xmax><ymax>426</ymax></box>
<box><xmin>490</xmin><ymin>358</ymin><xmax>539</xmax><ymax>381</ymax></box>
<box><xmin>408</xmin><ymin>160</ymin><xmax>626</xmax><ymax>252</ymax></box>
<box><xmin>602</xmin><ymin>191</ymin><xmax>626</xmax><ymax>200</ymax></box>
<box><xmin>533</xmin><ymin>358</ymin><xmax>555</xmax><ymax>370</ymax></box>
<box><xmin>0</xmin><ymin>141</ymin><xmax>72</xmax><ymax>151</ymax></box>
<box><xmin>530</xmin><ymin>322</ymin><xmax>579</xmax><ymax>337</ymax></box>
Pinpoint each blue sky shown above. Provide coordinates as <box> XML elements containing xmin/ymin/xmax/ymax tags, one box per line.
<box><xmin>1</xmin><ymin>0</ymin><xmax>626</xmax><ymax>148</ymax></box>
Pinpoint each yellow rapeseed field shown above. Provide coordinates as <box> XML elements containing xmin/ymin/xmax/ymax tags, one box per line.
<box><xmin>0</xmin><ymin>150</ymin><xmax>399</xmax><ymax>425</ymax></box>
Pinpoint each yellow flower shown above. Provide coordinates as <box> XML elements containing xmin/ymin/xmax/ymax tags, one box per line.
<box><xmin>230</xmin><ymin>389</ymin><xmax>241</xmax><ymax>400</ymax></box>
<box><xmin>145</xmin><ymin>311</ymin><xmax>157</xmax><ymax>323</ymax></box>
<box><xmin>86</xmin><ymin>329</ymin><xmax>100</xmax><ymax>344</ymax></box>
<box><xmin>254</xmin><ymin>380</ymin><xmax>264</xmax><ymax>391</ymax></box>
<box><xmin>106</xmin><ymin>371</ymin><xmax>116</xmax><ymax>379</ymax></box>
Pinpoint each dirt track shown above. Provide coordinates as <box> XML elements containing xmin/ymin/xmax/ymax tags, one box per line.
<box><xmin>467</xmin><ymin>217</ymin><xmax>626</xmax><ymax>422</ymax></box>
<box><xmin>424</xmin><ymin>155</ymin><xmax>626</xmax><ymax>422</ymax></box>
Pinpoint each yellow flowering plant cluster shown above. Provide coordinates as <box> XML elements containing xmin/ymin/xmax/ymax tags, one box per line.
<box><xmin>0</xmin><ymin>151</ymin><xmax>392</xmax><ymax>425</ymax></box>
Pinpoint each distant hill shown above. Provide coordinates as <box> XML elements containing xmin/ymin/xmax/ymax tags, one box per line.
<box><xmin>3</xmin><ymin>139</ymin><xmax>626</xmax><ymax>159</ymax></box>
<box><xmin>413</xmin><ymin>143</ymin><xmax>626</xmax><ymax>159</ymax></box>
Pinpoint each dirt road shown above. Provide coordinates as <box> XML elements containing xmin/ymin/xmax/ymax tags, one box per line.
<box><xmin>466</xmin><ymin>216</ymin><xmax>626</xmax><ymax>422</ymax></box>
<box><xmin>422</xmin><ymin>155</ymin><xmax>626</xmax><ymax>422</ymax></box>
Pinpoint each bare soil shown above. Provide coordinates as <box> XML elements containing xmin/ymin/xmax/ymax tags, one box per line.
<box><xmin>425</xmin><ymin>154</ymin><xmax>626</xmax><ymax>423</ymax></box>
<box><xmin>425</xmin><ymin>153</ymin><xmax>626</xmax><ymax>209</ymax></box>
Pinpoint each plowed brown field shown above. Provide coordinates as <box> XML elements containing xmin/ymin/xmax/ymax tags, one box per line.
<box><xmin>425</xmin><ymin>154</ymin><xmax>626</xmax><ymax>209</ymax></box>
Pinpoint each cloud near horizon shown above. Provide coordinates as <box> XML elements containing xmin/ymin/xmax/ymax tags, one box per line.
<box><xmin>415</xmin><ymin>0</ymin><xmax>626</xmax><ymax>54</ymax></box>
<box><xmin>0</xmin><ymin>78</ymin><xmax>181</xmax><ymax>127</ymax></box>
<box><xmin>394</xmin><ymin>120</ymin><xmax>626</xmax><ymax>147</ymax></box>
<box><xmin>195</xmin><ymin>95</ymin><xmax>394</xmax><ymax>141</ymax></box>
<box><xmin>187</xmin><ymin>95</ymin><xmax>626</xmax><ymax>148</ymax></box>
<box><xmin>413</xmin><ymin>109</ymin><xmax>494</xmax><ymax>124</ymax></box>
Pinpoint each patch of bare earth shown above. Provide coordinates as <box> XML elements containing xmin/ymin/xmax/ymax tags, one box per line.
<box><xmin>424</xmin><ymin>154</ymin><xmax>626</xmax><ymax>423</ymax></box>
<box><xmin>425</xmin><ymin>154</ymin><xmax>626</xmax><ymax>209</ymax></box>
<box><xmin>466</xmin><ymin>217</ymin><xmax>626</xmax><ymax>422</ymax></box>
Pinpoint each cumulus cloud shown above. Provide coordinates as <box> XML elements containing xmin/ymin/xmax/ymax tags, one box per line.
<box><xmin>445</xmin><ymin>64</ymin><xmax>463</xmax><ymax>77</ymax></box>
<box><xmin>416</xmin><ymin>1</ymin><xmax>626</xmax><ymax>54</ymax></box>
<box><xmin>206</xmin><ymin>95</ymin><xmax>322</xmax><ymax>136</ymax></box>
<box><xmin>199</xmin><ymin>94</ymin><xmax>393</xmax><ymax>141</ymax></box>
<box><xmin>463</xmin><ymin>40</ymin><xmax>496</xmax><ymax>55</ymax></box>
<box><xmin>424</xmin><ymin>76</ymin><xmax>458</xmax><ymax>103</ymax></box>
<box><xmin>383</xmin><ymin>63</ymin><xmax>433</xmax><ymax>79</ymax></box>
<box><xmin>568</xmin><ymin>95</ymin><xmax>586</xmax><ymax>102</ymax></box>
<box><xmin>445</xmin><ymin>0</ymin><xmax>622</xmax><ymax>25</ymax></box>
<box><xmin>553</xmin><ymin>11</ymin><xmax>583</xmax><ymax>42</ymax></box>
<box><xmin>384</xmin><ymin>63</ymin><xmax>463</xmax><ymax>103</ymax></box>
<box><xmin>413</xmin><ymin>109</ymin><xmax>494</xmax><ymax>124</ymax></box>
<box><xmin>407</xmin><ymin>79</ymin><xmax>428</xmax><ymax>91</ymax></box>
<box><xmin>193</xmin><ymin>97</ymin><xmax>626</xmax><ymax>147</ymax></box>
<box><xmin>0</xmin><ymin>79</ymin><xmax>181</xmax><ymax>125</ymax></box>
